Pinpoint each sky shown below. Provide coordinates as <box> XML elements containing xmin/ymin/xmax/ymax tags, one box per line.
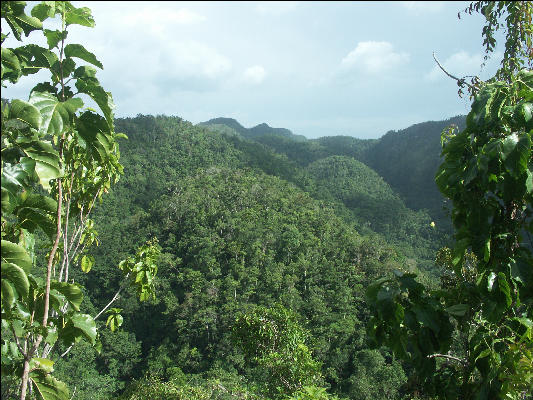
<box><xmin>2</xmin><ymin>1</ymin><xmax>504</xmax><ymax>139</ymax></box>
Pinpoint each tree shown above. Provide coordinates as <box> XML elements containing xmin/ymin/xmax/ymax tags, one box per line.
<box><xmin>232</xmin><ymin>304</ymin><xmax>323</xmax><ymax>399</ymax></box>
<box><xmin>366</xmin><ymin>2</ymin><xmax>532</xmax><ymax>399</ymax></box>
<box><xmin>1</xmin><ymin>2</ymin><xmax>159</xmax><ymax>399</ymax></box>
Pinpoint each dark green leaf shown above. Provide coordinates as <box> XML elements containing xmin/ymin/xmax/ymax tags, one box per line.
<box><xmin>1</xmin><ymin>261</ymin><xmax>30</xmax><ymax>300</ymax></box>
<box><xmin>50</xmin><ymin>282</ymin><xmax>83</xmax><ymax>311</ymax></box>
<box><xmin>30</xmin><ymin>371</ymin><xmax>69</xmax><ymax>400</ymax></box>
<box><xmin>29</xmin><ymin>91</ymin><xmax>83</xmax><ymax>136</ymax></box>
<box><xmin>43</xmin><ymin>29</ymin><xmax>67</xmax><ymax>50</ymax></box>
<box><xmin>64</xmin><ymin>44</ymin><xmax>102</xmax><ymax>69</ymax></box>
<box><xmin>9</xmin><ymin>99</ymin><xmax>42</xmax><ymax>130</ymax></box>
<box><xmin>1</xmin><ymin>240</ymin><xmax>33</xmax><ymax>272</ymax></box>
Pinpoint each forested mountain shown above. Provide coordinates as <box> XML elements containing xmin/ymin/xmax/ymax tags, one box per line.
<box><xmin>38</xmin><ymin>113</ymin><xmax>461</xmax><ymax>399</ymax></box>
<box><xmin>200</xmin><ymin>117</ymin><xmax>307</xmax><ymax>142</ymax></box>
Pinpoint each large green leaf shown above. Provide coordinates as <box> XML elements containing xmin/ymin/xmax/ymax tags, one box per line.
<box><xmin>9</xmin><ymin>99</ymin><xmax>42</xmax><ymax>130</ymax></box>
<box><xmin>13</xmin><ymin>44</ymin><xmax>58</xmax><ymax>76</ymax></box>
<box><xmin>1</xmin><ymin>240</ymin><xmax>33</xmax><ymax>272</ymax></box>
<box><xmin>30</xmin><ymin>372</ymin><xmax>69</xmax><ymax>400</ymax></box>
<box><xmin>75</xmin><ymin>79</ymin><xmax>114</xmax><ymax>128</ymax></box>
<box><xmin>64</xmin><ymin>44</ymin><xmax>102</xmax><ymax>69</ymax></box>
<box><xmin>1</xmin><ymin>262</ymin><xmax>30</xmax><ymax>300</ymax></box>
<box><xmin>3</xmin><ymin>1</ymin><xmax>43</xmax><ymax>41</ymax></box>
<box><xmin>1</xmin><ymin>159</ymin><xmax>36</xmax><ymax>195</ymax></box>
<box><xmin>29</xmin><ymin>358</ymin><xmax>54</xmax><ymax>374</ymax></box>
<box><xmin>76</xmin><ymin>111</ymin><xmax>113</xmax><ymax>161</ymax></box>
<box><xmin>29</xmin><ymin>91</ymin><xmax>83</xmax><ymax>136</ymax></box>
<box><xmin>31</xmin><ymin>2</ymin><xmax>57</xmax><ymax>22</ymax></box>
<box><xmin>1</xmin><ymin>47</ymin><xmax>22</xmax><ymax>83</ymax></box>
<box><xmin>20</xmin><ymin>142</ymin><xmax>62</xmax><ymax>189</ymax></box>
<box><xmin>14</xmin><ymin>194</ymin><xmax>57</xmax><ymax>238</ymax></box>
<box><xmin>60</xmin><ymin>313</ymin><xmax>97</xmax><ymax>346</ymax></box>
<box><xmin>50</xmin><ymin>282</ymin><xmax>83</xmax><ymax>312</ymax></box>
<box><xmin>42</xmin><ymin>29</ymin><xmax>67</xmax><ymax>50</ymax></box>
<box><xmin>64</xmin><ymin>5</ymin><xmax>94</xmax><ymax>27</ymax></box>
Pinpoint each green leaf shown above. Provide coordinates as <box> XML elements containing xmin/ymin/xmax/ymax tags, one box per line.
<box><xmin>446</xmin><ymin>304</ymin><xmax>469</xmax><ymax>317</ymax></box>
<box><xmin>30</xmin><ymin>372</ymin><xmax>69</xmax><ymax>400</ymax></box>
<box><xmin>13</xmin><ymin>44</ymin><xmax>58</xmax><ymax>76</ymax></box>
<box><xmin>1</xmin><ymin>240</ymin><xmax>33</xmax><ymax>272</ymax></box>
<box><xmin>76</xmin><ymin>111</ymin><xmax>113</xmax><ymax>161</ymax></box>
<box><xmin>1</xmin><ymin>261</ymin><xmax>30</xmax><ymax>299</ymax></box>
<box><xmin>497</xmin><ymin>273</ymin><xmax>512</xmax><ymax>307</ymax></box>
<box><xmin>64</xmin><ymin>44</ymin><xmax>103</xmax><ymax>69</ymax></box>
<box><xmin>64</xmin><ymin>5</ymin><xmax>95</xmax><ymax>27</ymax></box>
<box><xmin>43</xmin><ymin>29</ymin><xmax>67</xmax><ymax>50</ymax></box>
<box><xmin>29</xmin><ymin>358</ymin><xmax>54</xmax><ymax>374</ymax></box>
<box><xmin>14</xmin><ymin>193</ymin><xmax>57</xmax><ymax>238</ymax></box>
<box><xmin>1</xmin><ymin>47</ymin><xmax>22</xmax><ymax>83</ymax></box>
<box><xmin>487</xmin><ymin>272</ymin><xmax>497</xmax><ymax>292</ymax></box>
<box><xmin>80</xmin><ymin>255</ymin><xmax>94</xmax><ymax>273</ymax></box>
<box><xmin>60</xmin><ymin>313</ymin><xmax>97</xmax><ymax>346</ymax></box>
<box><xmin>31</xmin><ymin>2</ymin><xmax>56</xmax><ymax>22</ymax></box>
<box><xmin>29</xmin><ymin>91</ymin><xmax>83</xmax><ymax>136</ymax></box>
<box><xmin>1</xmin><ymin>279</ymin><xmax>16</xmax><ymax>309</ymax></box>
<box><xmin>9</xmin><ymin>99</ymin><xmax>42</xmax><ymax>130</ymax></box>
<box><xmin>50</xmin><ymin>282</ymin><xmax>83</xmax><ymax>312</ymax></box>
<box><xmin>75</xmin><ymin>79</ymin><xmax>114</xmax><ymax>128</ymax></box>
<box><xmin>20</xmin><ymin>142</ymin><xmax>62</xmax><ymax>190</ymax></box>
<box><xmin>1</xmin><ymin>160</ymin><xmax>36</xmax><ymax>199</ymax></box>
<box><xmin>4</xmin><ymin>5</ymin><xmax>43</xmax><ymax>40</ymax></box>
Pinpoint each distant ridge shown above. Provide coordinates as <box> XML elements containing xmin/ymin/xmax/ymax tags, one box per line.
<box><xmin>198</xmin><ymin>117</ymin><xmax>307</xmax><ymax>142</ymax></box>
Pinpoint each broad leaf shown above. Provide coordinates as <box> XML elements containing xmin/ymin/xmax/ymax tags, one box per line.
<box><xmin>64</xmin><ymin>5</ymin><xmax>95</xmax><ymax>27</ymax></box>
<box><xmin>64</xmin><ymin>44</ymin><xmax>103</xmax><ymax>69</ymax></box>
<box><xmin>29</xmin><ymin>91</ymin><xmax>83</xmax><ymax>136</ymax></box>
<box><xmin>9</xmin><ymin>99</ymin><xmax>42</xmax><ymax>130</ymax></box>
<box><xmin>1</xmin><ymin>261</ymin><xmax>30</xmax><ymax>300</ymax></box>
<box><xmin>20</xmin><ymin>142</ymin><xmax>62</xmax><ymax>189</ymax></box>
<box><xmin>50</xmin><ymin>282</ymin><xmax>83</xmax><ymax>312</ymax></box>
<box><xmin>13</xmin><ymin>44</ymin><xmax>58</xmax><ymax>76</ymax></box>
<box><xmin>60</xmin><ymin>313</ymin><xmax>97</xmax><ymax>345</ymax></box>
<box><xmin>43</xmin><ymin>29</ymin><xmax>67</xmax><ymax>50</ymax></box>
<box><xmin>30</xmin><ymin>372</ymin><xmax>69</xmax><ymax>400</ymax></box>
<box><xmin>76</xmin><ymin>111</ymin><xmax>113</xmax><ymax>161</ymax></box>
<box><xmin>14</xmin><ymin>193</ymin><xmax>57</xmax><ymax>238</ymax></box>
<box><xmin>31</xmin><ymin>2</ymin><xmax>57</xmax><ymax>22</ymax></box>
<box><xmin>1</xmin><ymin>47</ymin><xmax>22</xmax><ymax>83</ymax></box>
<box><xmin>75</xmin><ymin>79</ymin><xmax>114</xmax><ymax>128</ymax></box>
<box><xmin>80</xmin><ymin>254</ymin><xmax>94</xmax><ymax>273</ymax></box>
<box><xmin>1</xmin><ymin>240</ymin><xmax>33</xmax><ymax>272</ymax></box>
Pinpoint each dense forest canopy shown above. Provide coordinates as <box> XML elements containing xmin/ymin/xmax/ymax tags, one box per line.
<box><xmin>1</xmin><ymin>1</ymin><xmax>531</xmax><ymax>400</ymax></box>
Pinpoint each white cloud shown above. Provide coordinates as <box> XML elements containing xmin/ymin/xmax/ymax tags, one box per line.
<box><xmin>426</xmin><ymin>51</ymin><xmax>484</xmax><ymax>81</ymax></box>
<box><xmin>155</xmin><ymin>40</ymin><xmax>232</xmax><ymax>89</ymax></box>
<box><xmin>243</xmin><ymin>65</ymin><xmax>266</xmax><ymax>84</ymax></box>
<box><xmin>340</xmin><ymin>41</ymin><xmax>409</xmax><ymax>74</ymax></box>
<box><xmin>255</xmin><ymin>2</ymin><xmax>299</xmax><ymax>15</ymax></box>
<box><xmin>122</xmin><ymin>8</ymin><xmax>206</xmax><ymax>26</ymax></box>
<box><xmin>400</xmin><ymin>1</ymin><xmax>447</xmax><ymax>13</ymax></box>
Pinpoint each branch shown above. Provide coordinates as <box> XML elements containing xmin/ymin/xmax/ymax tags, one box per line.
<box><xmin>428</xmin><ymin>353</ymin><xmax>468</xmax><ymax>365</ymax></box>
<box><xmin>432</xmin><ymin>52</ymin><xmax>474</xmax><ymax>89</ymax></box>
<box><xmin>60</xmin><ymin>273</ymin><xmax>130</xmax><ymax>359</ymax></box>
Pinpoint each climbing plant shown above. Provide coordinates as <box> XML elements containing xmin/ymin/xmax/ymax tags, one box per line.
<box><xmin>366</xmin><ymin>2</ymin><xmax>532</xmax><ymax>399</ymax></box>
<box><xmin>1</xmin><ymin>2</ymin><xmax>160</xmax><ymax>399</ymax></box>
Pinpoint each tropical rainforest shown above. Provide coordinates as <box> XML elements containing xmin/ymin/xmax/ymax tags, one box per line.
<box><xmin>1</xmin><ymin>1</ymin><xmax>532</xmax><ymax>400</ymax></box>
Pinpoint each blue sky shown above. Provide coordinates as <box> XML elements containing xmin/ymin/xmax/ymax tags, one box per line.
<box><xmin>2</xmin><ymin>1</ymin><xmax>503</xmax><ymax>139</ymax></box>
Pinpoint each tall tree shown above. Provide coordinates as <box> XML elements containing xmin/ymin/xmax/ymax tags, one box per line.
<box><xmin>366</xmin><ymin>2</ymin><xmax>532</xmax><ymax>399</ymax></box>
<box><xmin>1</xmin><ymin>2</ymin><xmax>159</xmax><ymax>399</ymax></box>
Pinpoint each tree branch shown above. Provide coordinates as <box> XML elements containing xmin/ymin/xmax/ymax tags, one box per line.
<box><xmin>432</xmin><ymin>52</ymin><xmax>474</xmax><ymax>89</ymax></box>
<box><xmin>428</xmin><ymin>353</ymin><xmax>468</xmax><ymax>365</ymax></box>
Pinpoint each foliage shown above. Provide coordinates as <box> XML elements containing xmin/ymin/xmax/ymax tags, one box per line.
<box><xmin>366</xmin><ymin>2</ymin><xmax>532</xmax><ymax>399</ymax></box>
<box><xmin>1</xmin><ymin>2</ymin><xmax>159</xmax><ymax>399</ymax></box>
<box><xmin>233</xmin><ymin>304</ymin><xmax>322</xmax><ymax>398</ymax></box>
